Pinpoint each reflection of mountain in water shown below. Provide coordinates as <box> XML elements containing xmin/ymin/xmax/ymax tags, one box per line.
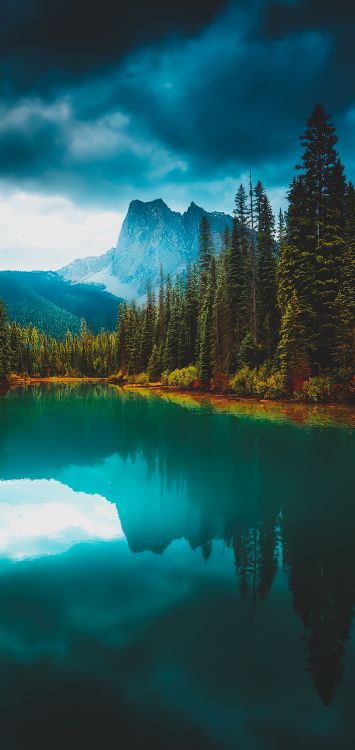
<box><xmin>0</xmin><ymin>383</ymin><xmax>354</xmax><ymax>706</ymax></box>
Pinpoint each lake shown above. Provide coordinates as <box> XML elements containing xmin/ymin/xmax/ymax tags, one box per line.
<box><xmin>0</xmin><ymin>383</ymin><xmax>354</xmax><ymax>749</ymax></box>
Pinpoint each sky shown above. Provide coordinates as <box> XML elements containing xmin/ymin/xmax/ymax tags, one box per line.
<box><xmin>0</xmin><ymin>0</ymin><xmax>354</xmax><ymax>270</ymax></box>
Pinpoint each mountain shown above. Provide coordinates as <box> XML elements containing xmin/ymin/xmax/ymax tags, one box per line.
<box><xmin>59</xmin><ymin>199</ymin><xmax>233</xmax><ymax>300</ymax></box>
<box><xmin>0</xmin><ymin>271</ymin><xmax>121</xmax><ymax>337</ymax></box>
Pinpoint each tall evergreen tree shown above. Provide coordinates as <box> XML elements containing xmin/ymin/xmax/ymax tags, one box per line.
<box><xmin>299</xmin><ymin>104</ymin><xmax>347</xmax><ymax>368</ymax></box>
<box><xmin>332</xmin><ymin>180</ymin><xmax>355</xmax><ymax>368</ymax></box>
<box><xmin>234</xmin><ymin>183</ymin><xmax>254</xmax><ymax>357</ymax></box>
<box><xmin>0</xmin><ymin>297</ymin><xmax>10</xmax><ymax>378</ymax></box>
<box><xmin>9</xmin><ymin>321</ymin><xmax>25</xmax><ymax>374</ymax></box>
<box><xmin>198</xmin><ymin>215</ymin><xmax>214</xmax><ymax>276</ymax></box>
<box><xmin>254</xmin><ymin>180</ymin><xmax>265</xmax><ymax>230</ymax></box>
<box><xmin>277</xmin><ymin>175</ymin><xmax>315</xmax><ymax>375</ymax></box>
<box><xmin>164</xmin><ymin>286</ymin><xmax>181</xmax><ymax>371</ymax></box>
<box><xmin>196</xmin><ymin>216</ymin><xmax>214</xmax><ymax>363</ymax></box>
<box><xmin>344</xmin><ymin>181</ymin><xmax>355</xmax><ymax>312</ymax></box>
<box><xmin>277</xmin><ymin>208</ymin><xmax>286</xmax><ymax>250</ymax></box>
<box><xmin>211</xmin><ymin>255</ymin><xmax>232</xmax><ymax>379</ymax></box>
<box><xmin>117</xmin><ymin>301</ymin><xmax>129</xmax><ymax>371</ymax></box>
<box><xmin>138</xmin><ymin>282</ymin><xmax>156</xmax><ymax>371</ymax></box>
<box><xmin>222</xmin><ymin>226</ymin><xmax>231</xmax><ymax>251</ymax></box>
<box><xmin>127</xmin><ymin>302</ymin><xmax>140</xmax><ymax>374</ymax></box>
<box><xmin>164</xmin><ymin>274</ymin><xmax>172</xmax><ymax>340</ymax></box>
<box><xmin>185</xmin><ymin>263</ymin><xmax>199</xmax><ymax>364</ymax></box>
<box><xmin>256</xmin><ymin>191</ymin><xmax>279</xmax><ymax>359</ymax></box>
<box><xmin>197</xmin><ymin>258</ymin><xmax>216</xmax><ymax>387</ymax></box>
<box><xmin>156</xmin><ymin>264</ymin><xmax>165</xmax><ymax>344</ymax></box>
<box><xmin>278</xmin><ymin>291</ymin><xmax>311</xmax><ymax>392</ymax></box>
<box><xmin>226</xmin><ymin>216</ymin><xmax>244</xmax><ymax>367</ymax></box>
<box><xmin>248</xmin><ymin>171</ymin><xmax>258</xmax><ymax>349</ymax></box>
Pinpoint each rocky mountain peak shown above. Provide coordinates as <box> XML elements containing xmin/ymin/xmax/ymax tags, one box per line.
<box><xmin>59</xmin><ymin>198</ymin><xmax>233</xmax><ymax>301</ymax></box>
<box><xmin>128</xmin><ymin>197</ymin><xmax>169</xmax><ymax>214</ymax></box>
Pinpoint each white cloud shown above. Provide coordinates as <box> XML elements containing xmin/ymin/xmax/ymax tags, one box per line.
<box><xmin>0</xmin><ymin>479</ymin><xmax>125</xmax><ymax>560</ymax></box>
<box><xmin>0</xmin><ymin>188</ymin><xmax>122</xmax><ymax>270</ymax></box>
<box><xmin>67</xmin><ymin>111</ymin><xmax>131</xmax><ymax>161</ymax></box>
<box><xmin>0</xmin><ymin>97</ymin><xmax>71</xmax><ymax>131</ymax></box>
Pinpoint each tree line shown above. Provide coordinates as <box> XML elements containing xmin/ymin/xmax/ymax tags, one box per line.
<box><xmin>0</xmin><ymin>104</ymin><xmax>354</xmax><ymax>396</ymax></box>
<box><xmin>0</xmin><ymin>315</ymin><xmax>117</xmax><ymax>378</ymax></box>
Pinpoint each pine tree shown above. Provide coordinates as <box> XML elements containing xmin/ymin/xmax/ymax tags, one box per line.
<box><xmin>197</xmin><ymin>258</ymin><xmax>215</xmax><ymax>387</ymax></box>
<box><xmin>175</xmin><ymin>275</ymin><xmax>187</xmax><ymax>368</ymax></box>
<box><xmin>256</xmin><ymin>191</ymin><xmax>279</xmax><ymax>359</ymax></box>
<box><xmin>254</xmin><ymin>180</ymin><xmax>265</xmax><ymax>230</ymax></box>
<box><xmin>164</xmin><ymin>286</ymin><xmax>180</xmax><ymax>371</ymax></box>
<box><xmin>156</xmin><ymin>264</ymin><xmax>165</xmax><ymax>344</ymax></box>
<box><xmin>127</xmin><ymin>302</ymin><xmax>140</xmax><ymax>374</ymax></box>
<box><xmin>222</xmin><ymin>226</ymin><xmax>231</xmax><ymax>251</ymax></box>
<box><xmin>277</xmin><ymin>208</ymin><xmax>286</xmax><ymax>250</ymax></box>
<box><xmin>9</xmin><ymin>322</ymin><xmax>25</xmax><ymax>374</ymax></box>
<box><xmin>332</xmin><ymin>180</ymin><xmax>355</xmax><ymax>367</ymax></box>
<box><xmin>238</xmin><ymin>332</ymin><xmax>256</xmax><ymax>368</ymax></box>
<box><xmin>211</xmin><ymin>255</ymin><xmax>232</xmax><ymax>379</ymax></box>
<box><xmin>164</xmin><ymin>274</ymin><xmax>172</xmax><ymax>345</ymax></box>
<box><xmin>226</xmin><ymin>216</ymin><xmax>244</xmax><ymax>368</ymax></box>
<box><xmin>198</xmin><ymin>215</ymin><xmax>214</xmax><ymax>280</ymax></box>
<box><xmin>138</xmin><ymin>282</ymin><xmax>156</xmax><ymax>371</ymax></box>
<box><xmin>299</xmin><ymin>104</ymin><xmax>347</xmax><ymax>368</ymax></box>
<box><xmin>196</xmin><ymin>216</ymin><xmax>214</xmax><ymax>364</ymax></box>
<box><xmin>344</xmin><ymin>182</ymin><xmax>355</xmax><ymax>314</ymax></box>
<box><xmin>147</xmin><ymin>344</ymin><xmax>161</xmax><ymax>381</ymax></box>
<box><xmin>234</xmin><ymin>183</ymin><xmax>255</xmax><ymax>359</ymax></box>
<box><xmin>117</xmin><ymin>301</ymin><xmax>129</xmax><ymax>371</ymax></box>
<box><xmin>185</xmin><ymin>263</ymin><xmax>199</xmax><ymax>364</ymax></box>
<box><xmin>332</xmin><ymin>292</ymin><xmax>353</xmax><ymax>368</ymax></box>
<box><xmin>278</xmin><ymin>291</ymin><xmax>311</xmax><ymax>392</ymax></box>
<box><xmin>277</xmin><ymin>175</ymin><xmax>315</xmax><ymax>376</ymax></box>
<box><xmin>0</xmin><ymin>297</ymin><xmax>10</xmax><ymax>378</ymax></box>
<box><xmin>248</xmin><ymin>171</ymin><xmax>258</xmax><ymax>349</ymax></box>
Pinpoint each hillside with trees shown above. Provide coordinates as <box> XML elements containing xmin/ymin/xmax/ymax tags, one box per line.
<box><xmin>0</xmin><ymin>271</ymin><xmax>121</xmax><ymax>337</ymax></box>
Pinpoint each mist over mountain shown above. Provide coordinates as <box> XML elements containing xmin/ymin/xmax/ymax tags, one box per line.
<box><xmin>59</xmin><ymin>199</ymin><xmax>233</xmax><ymax>300</ymax></box>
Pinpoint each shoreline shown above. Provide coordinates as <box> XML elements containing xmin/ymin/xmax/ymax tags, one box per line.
<box><xmin>1</xmin><ymin>375</ymin><xmax>354</xmax><ymax>418</ymax></box>
<box><xmin>1</xmin><ymin>376</ymin><xmax>353</xmax><ymax>428</ymax></box>
<box><xmin>122</xmin><ymin>385</ymin><xmax>355</xmax><ymax>427</ymax></box>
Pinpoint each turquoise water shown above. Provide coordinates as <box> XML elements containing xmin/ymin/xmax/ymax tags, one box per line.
<box><xmin>0</xmin><ymin>384</ymin><xmax>354</xmax><ymax>749</ymax></box>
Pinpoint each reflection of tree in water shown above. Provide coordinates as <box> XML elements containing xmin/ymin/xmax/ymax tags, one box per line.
<box><xmin>201</xmin><ymin>539</ymin><xmax>213</xmax><ymax>561</ymax></box>
<box><xmin>227</xmin><ymin>506</ymin><xmax>354</xmax><ymax>706</ymax></box>
<box><xmin>231</xmin><ymin>518</ymin><xmax>280</xmax><ymax>605</ymax></box>
<box><xmin>0</xmin><ymin>383</ymin><xmax>354</xmax><ymax>706</ymax></box>
<box><xmin>281</xmin><ymin>494</ymin><xmax>355</xmax><ymax>707</ymax></box>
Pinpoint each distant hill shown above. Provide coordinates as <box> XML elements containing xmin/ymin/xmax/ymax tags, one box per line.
<box><xmin>59</xmin><ymin>198</ymin><xmax>233</xmax><ymax>301</ymax></box>
<box><xmin>0</xmin><ymin>271</ymin><xmax>121</xmax><ymax>337</ymax></box>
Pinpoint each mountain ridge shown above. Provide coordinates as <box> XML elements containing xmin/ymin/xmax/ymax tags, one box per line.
<box><xmin>59</xmin><ymin>198</ymin><xmax>233</xmax><ymax>300</ymax></box>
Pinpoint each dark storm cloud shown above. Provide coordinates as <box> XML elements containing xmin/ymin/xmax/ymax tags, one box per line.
<box><xmin>109</xmin><ymin>0</ymin><xmax>355</xmax><ymax>189</ymax></box>
<box><xmin>0</xmin><ymin>0</ymin><xmax>228</xmax><ymax>95</ymax></box>
<box><xmin>0</xmin><ymin>105</ymin><xmax>62</xmax><ymax>176</ymax></box>
<box><xmin>255</xmin><ymin>0</ymin><xmax>355</xmax><ymax>40</ymax></box>
<box><xmin>0</xmin><ymin>0</ymin><xmax>354</xmax><ymax>209</ymax></box>
<box><xmin>253</xmin><ymin>0</ymin><xmax>355</xmax><ymax>113</ymax></box>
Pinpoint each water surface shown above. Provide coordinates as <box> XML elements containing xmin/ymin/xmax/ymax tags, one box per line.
<box><xmin>0</xmin><ymin>384</ymin><xmax>354</xmax><ymax>749</ymax></box>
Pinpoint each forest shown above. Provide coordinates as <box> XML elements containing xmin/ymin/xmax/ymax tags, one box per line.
<box><xmin>0</xmin><ymin>105</ymin><xmax>354</xmax><ymax>402</ymax></box>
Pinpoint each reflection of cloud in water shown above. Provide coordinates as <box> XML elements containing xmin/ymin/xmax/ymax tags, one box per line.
<box><xmin>0</xmin><ymin>479</ymin><xmax>124</xmax><ymax>561</ymax></box>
